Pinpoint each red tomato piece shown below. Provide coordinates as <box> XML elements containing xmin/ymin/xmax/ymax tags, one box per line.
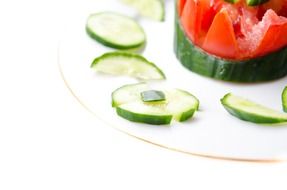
<box><xmin>181</xmin><ymin>0</ymin><xmax>221</xmax><ymax>45</ymax></box>
<box><xmin>200</xmin><ymin>0</ymin><xmax>219</xmax><ymax>33</ymax></box>
<box><xmin>254</xmin><ymin>10</ymin><xmax>287</xmax><ymax>56</ymax></box>
<box><xmin>178</xmin><ymin>0</ymin><xmax>187</xmax><ymax>16</ymax></box>
<box><xmin>181</xmin><ymin>0</ymin><xmax>199</xmax><ymax>43</ymax></box>
<box><xmin>202</xmin><ymin>10</ymin><xmax>238</xmax><ymax>59</ymax></box>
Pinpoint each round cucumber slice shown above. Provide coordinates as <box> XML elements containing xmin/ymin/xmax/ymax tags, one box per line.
<box><xmin>112</xmin><ymin>83</ymin><xmax>199</xmax><ymax>125</ymax></box>
<box><xmin>121</xmin><ymin>0</ymin><xmax>165</xmax><ymax>21</ymax></box>
<box><xmin>174</xmin><ymin>5</ymin><xmax>287</xmax><ymax>82</ymax></box>
<box><xmin>91</xmin><ymin>52</ymin><xmax>165</xmax><ymax>80</ymax></box>
<box><xmin>86</xmin><ymin>12</ymin><xmax>146</xmax><ymax>49</ymax></box>
<box><xmin>221</xmin><ymin>93</ymin><xmax>287</xmax><ymax>124</ymax></box>
<box><xmin>282</xmin><ymin>86</ymin><xmax>287</xmax><ymax>112</ymax></box>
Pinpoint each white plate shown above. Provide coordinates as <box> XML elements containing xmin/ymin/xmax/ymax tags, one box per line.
<box><xmin>59</xmin><ymin>0</ymin><xmax>287</xmax><ymax>161</ymax></box>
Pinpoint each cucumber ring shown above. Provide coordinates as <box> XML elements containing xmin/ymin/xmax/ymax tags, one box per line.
<box><xmin>174</xmin><ymin>5</ymin><xmax>287</xmax><ymax>82</ymax></box>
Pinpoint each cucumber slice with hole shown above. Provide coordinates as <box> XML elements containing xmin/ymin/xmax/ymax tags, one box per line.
<box><xmin>221</xmin><ymin>93</ymin><xmax>287</xmax><ymax>124</ymax></box>
<box><xmin>174</xmin><ymin>5</ymin><xmax>287</xmax><ymax>82</ymax></box>
<box><xmin>112</xmin><ymin>83</ymin><xmax>199</xmax><ymax>125</ymax></box>
<box><xmin>121</xmin><ymin>0</ymin><xmax>165</xmax><ymax>21</ymax></box>
<box><xmin>86</xmin><ymin>12</ymin><xmax>146</xmax><ymax>49</ymax></box>
<box><xmin>282</xmin><ymin>86</ymin><xmax>287</xmax><ymax>112</ymax></box>
<box><xmin>91</xmin><ymin>52</ymin><xmax>165</xmax><ymax>80</ymax></box>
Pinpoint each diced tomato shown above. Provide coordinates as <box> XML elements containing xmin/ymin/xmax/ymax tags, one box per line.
<box><xmin>181</xmin><ymin>0</ymin><xmax>200</xmax><ymax>43</ymax></box>
<box><xmin>253</xmin><ymin>10</ymin><xmax>287</xmax><ymax>56</ymax></box>
<box><xmin>178</xmin><ymin>0</ymin><xmax>187</xmax><ymax>16</ymax></box>
<box><xmin>202</xmin><ymin>10</ymin><xmax>238</xmax><ymax>58</ymax></box>
<box><xmin>278</xmin><ymin>2</ymin><xmax>287</xmax><ymax>17</ymax></box>
<box><xmin>240</xmin><ymin>7</ymin><xmax>259</xmax><ymax>36</ymax></box>
<box><xmin>181</xmin><ymin>0</ymin><xmax>222</xmax><ymax>45</ymax></box>
<box><xmin>262</xmin><ymin>0</ymin><xmax>287</xmax><ymax>15</ymax></box>
<box><xmin>257</xmin><ymin>0</ymin><xmax>287</xmax><ymax>18</ymax></box>
<box><xmin>201</xmin><ymin>0</ymin><xmax>221</xmax><ymax>32</ymax></box>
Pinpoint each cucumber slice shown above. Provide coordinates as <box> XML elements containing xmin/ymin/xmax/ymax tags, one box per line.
<box><xmin>112</xmin><ymin>83</ymin><xmax>199</xmax><ymax>125</ymax></box>
<box><xmin>246</xmin><ymin>0</ymin><xmax>269</xmax><ymax>6</ymax></box>
<box><xmin>282</xmin><ymin>86</ymin><xmax>287</xmax><ymax>112</ymax></box>
<box><xmin>121</xmin><ymin>0</ymin><xmax>165</xmax><ymax>21</ymax></box>
<box><xmin>174</xmin><ymin>5</ymin><xmax>287</xmax><ymax>82</ymax></box>
<box><xmin>86</xmin><ymin>12</ymin><xmax>145</xmax><ymax>49</ymax></box>
<box><xmin>221</xmin><ymin>93</ymin><xmax>287</xmax><ymax>124</ymax></box>
<box><xmin>91</xmin><ymin>52</ymin><xmax>165</xmax><ymax>80</ymax></box>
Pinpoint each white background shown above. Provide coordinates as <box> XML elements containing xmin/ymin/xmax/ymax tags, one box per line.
<box><xmin>0</xmin><ymin>0</ymin><xmax>287</xmax><ymax>189</ymax></box>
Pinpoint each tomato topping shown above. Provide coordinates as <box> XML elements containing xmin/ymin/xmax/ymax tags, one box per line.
<box><xmin>178</xmin><ymin>0</ymin><xmax>187</xmax><ymax>16</ymax></box>
<box><xmin>202</xmin><ymin>10</ymin><xmax>238</xmax><ymax>58</ymax></box>
<box><xmin>181</xmin><ymin>0</ymin><xmax>221</xmax><ymax>45</ymax></box>
<box><xmin>181</xmin><ymin>0</ymin><xmax>199</xmax><ymax>43</ymax></box>
<box><xmin>253</xmin><ymin>10</ymin><xmax>287</xmax><ymax>56</ymax></box>
<box><xmin>180</xmin><ymin>0</ymin><xmax>287</xmax><ymax>59</ymax></box>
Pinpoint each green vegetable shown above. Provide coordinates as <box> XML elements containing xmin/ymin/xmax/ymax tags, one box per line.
<box><xmin>112</xmin><ymin>83</ymin><xmax>199</xmax><ymax>125</ymax></box>
<box><xmin>141</xmin><ymin>90</ymin><xmax>166</xmax><ymax>102</ymax></box>
<box><xmin>121</xmin><ymin>0</ymin><xmax>165</xmax><ymax>21</ymax></box>
<box><xmin>221</xmin><ymin>93</ymin><xmax>287</xmax><ymax>124</ymax></box>
<box><xmin>91</xmin><ymin>52</ymin><xmax>165</xmax><ymax>80</ymax></box>
<box><xmin>86</xmin><ymin>12</ymin><xmax>145</xmax><ymax>49</ymax></box>
<box><xmin>224</xmin><ymin>0</ymin><xmax>240</xmax><ymax>4</ymax></box>
<box><xmin>282</xmin><ymin>86</ymin><xmax>287</xmax><ymax>112</ymax></box>
<box><xmin>246</xmin><ymin>0</ymin><xmax>269</xmax><ymax>6</ymax></box>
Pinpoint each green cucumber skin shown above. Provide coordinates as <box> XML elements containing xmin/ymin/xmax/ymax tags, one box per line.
<box><xmin>174</xmin><ymin>9</ymin><xmax>287</xmax><ymax>82</ymax></box>
<box><xmin>116</xmin><ymin>107</ymin><xmax>172</xmax><ymax>125</ymax></box>
<box><xmin>223</xmin><ymin>105</ymin><xmax>287</xmax><ymax>124</ymax></box>
<box><xmin>221</xmin><ymin>94</ymin><xmax>287</xmax><ymax>124</ymax></box>
<box><xmin>282</xmin><ymin>86</ymin><xmax>287</xmax><ymax>112</ymax></box>
<box><xmin>158</xmin><ymin>0</ymin><xmax>165</xmax><ymax>22</ymax></box>
<box><xmin>176</xmin><ymin>89</ymin><xmax>199</xmax><ymax>121</ymax></box>
<box><xmin>224</xmin><ymin>0</ymin><xmax>239</xmax><ymax>4</ymax></box>
<box><xmin>247</xmin><ymin>0</ymin><xmax>269</xmax><ymax>6</ymax></box>
<box><xmin>86</xmin><ymin>26</ymin><xmax>145</xmax><ymax>50</ymax></box>
<box><xmin>179</xmin><ymin>109</ymin><xmax>196</xmax><ymax>122</ymax></box>
<box><xmin>224</xmin><ymin>0</ymin><xmax>268</xmax><ymax>6</ymax></box>
<box><xmin>221</xmin><ymin>104</ymin><xmax>287</xmax><ymax>124</ymax></box>
<box><xmin>91</xmin><ymin>52</ymin><xmax>166</xmax><ymax>79</ymax></box>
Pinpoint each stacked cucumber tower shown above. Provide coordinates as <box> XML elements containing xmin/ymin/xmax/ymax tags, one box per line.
<box><xmin>175</xmin><ymin>0</ymin><xmax>287</xmax><ymax>82</ymax></box>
